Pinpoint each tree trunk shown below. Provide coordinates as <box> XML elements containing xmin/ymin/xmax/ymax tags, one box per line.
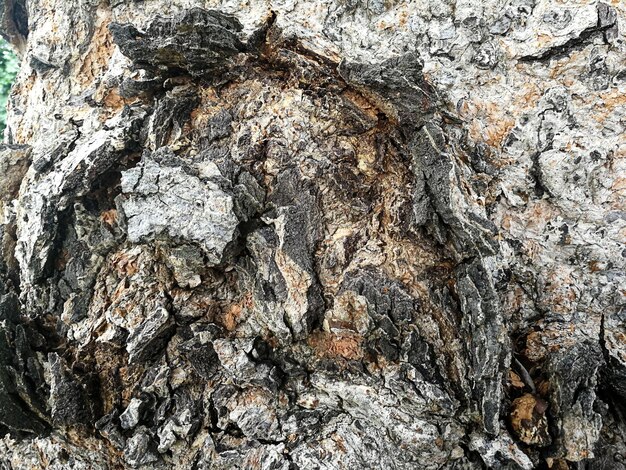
<box><xmin>0</xmin><ymin>1</ymin><xmax>624</xmax><ymax>468</ymax></box>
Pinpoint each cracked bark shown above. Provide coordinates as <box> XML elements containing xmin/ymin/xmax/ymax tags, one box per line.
<box><xmin>0</xmin><ymin>1</ymin><xmax>625</xmax><ymax>469</ymax></box>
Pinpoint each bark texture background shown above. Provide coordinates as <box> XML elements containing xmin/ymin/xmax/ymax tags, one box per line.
<box><xmin>0</xmin><ymin>0</ymin><xmax>625</xmax><ymax>468</ymax></box>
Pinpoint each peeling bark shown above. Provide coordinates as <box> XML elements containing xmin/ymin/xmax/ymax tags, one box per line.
<box><xmin>0</xmin><ymin>0</ymin><xmax>625</xmax><ymax>469</ymax></box>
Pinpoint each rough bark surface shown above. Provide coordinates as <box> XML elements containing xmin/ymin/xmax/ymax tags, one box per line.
<box><xmin>0</xmin><ymin>0</ymin><xmax>624</xmax><ymax>468</ymax></box>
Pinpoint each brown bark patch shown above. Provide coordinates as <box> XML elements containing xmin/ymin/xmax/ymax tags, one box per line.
<box><xmin>510</xmin><ymin>393</ymin><xmax>551</xmax><ymax>446</ymax></box>
<box><xmin>309</xmin><ymin>331</ymin><xmax>364</xmax><ymax>361</ymax></box>
<box><xmin>77</xmin><ymin>7</ymin><xmax>114</xmax><ymax>90</ymax></box>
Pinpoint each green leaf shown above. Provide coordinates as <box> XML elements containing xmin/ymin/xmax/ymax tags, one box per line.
<box><xmin>0</xmin><ymin>39</ymin><xmax>19</xmax><ymax>140</ymax></box>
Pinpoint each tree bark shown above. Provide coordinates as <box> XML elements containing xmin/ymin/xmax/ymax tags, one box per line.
<box><xmin>0</xmin><ymin>1</ymin><xmax>625</xmax><ymax>468</ymax></box>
